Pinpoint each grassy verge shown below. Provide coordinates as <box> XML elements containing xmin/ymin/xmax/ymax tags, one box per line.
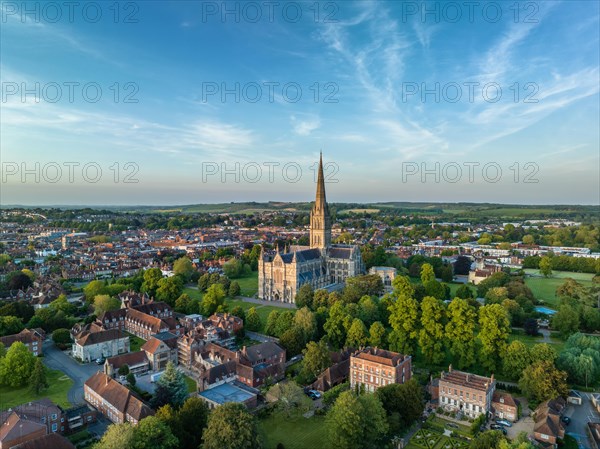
<box><xmin>234</xmin><ymin>272</ymin><xmax>259</xmax><ymax>297</ymax></box>
<box><xmin>0</xmin><ymin>366</ymin><xmax>73</xmax><ymax>410</ymax></box>
<box><xmin>125</xmin><ymin>332</ymin><xmax>146</xmax><ymax>352</ymax></box>
<box><xmin>184</xmin><ymin>375</ymin><xmax>197</xmax><ymax>393</ymax></box>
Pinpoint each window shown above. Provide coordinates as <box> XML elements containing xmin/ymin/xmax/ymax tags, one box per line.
<box><xmin>87</xmin><ymin>416</ymin><xmax>93</xmax><ymax>422</ymax></box>
<box><xmin>52</xmin><ymin>423</ymin><xmax>57</xmax><ymax>432</ymax></box>
<box><xmin>52</xmin><ymin>414</ymin><xmax>57</xmax><ymax>420</ymax></box>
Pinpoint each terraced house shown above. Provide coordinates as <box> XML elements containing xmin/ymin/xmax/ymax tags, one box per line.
<box><xmin>349</xmin><ymin>347</ymin><xmax>412</xmax><ymax>393</ymax></box>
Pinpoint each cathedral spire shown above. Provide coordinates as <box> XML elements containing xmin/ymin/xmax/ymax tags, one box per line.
<box><xmin>309</xmin><ymin>152</ymin><xmax>332</xmax><ymax>249</ymax></box>
<box><xmin>315</xmin><ymin>151</ymin><xmax>327</xmax><ymax>210</ymax></box>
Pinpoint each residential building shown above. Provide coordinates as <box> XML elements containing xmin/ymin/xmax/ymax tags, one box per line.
<box><xmin>491</xmin><ymin>391</ymin><xmax>518</xmax><ymax>422</ymax></box>
<box><xmin>368</xmin><ymin>266</ymin><xmax>397</xmax><ymax>292</ymax></box>
<box><xmin>72</xmin><ymin>329</ymin><xmax>129</xmax><ymax>363</ymax></box>
<box><xmin>11</xmin><ymin>433</ymin><xmax>76</xmax><ymax>449</ymax></box>
<box><xmin>0</xmin><ymin>412</ymin><xmax>47</xmax><ymax>449</ymax></box>
<box><xmin>104</xmin><ymin>351</ymin><xmax>150</xmax><ymax>377</ymax></box>
<box><xmin>0</xmin><ymin>329</ymin><xmax>45</xmax><ymax>356</ymax></box>
<box><xmin>438</xmin><ymin>366</ymin><xmax>495</xmax><ymax>419</ymax></box>
<box><xmin>587</xmin><ymin>422</ymin><xmax>600</xmax><ymax>449</ymax></box>
<box><xmin>349</xmin><ymin>347</ymin><xmax>412</xmax><ymax>393</ymax></box>
<box><xmin>592</xmin><ymin>393</ymin><xmax>600</xmax><ymax>413</ymax></box>
<box><xmin>533</xmin><ymin>398</ymin><xmax>566</xmax><ymax>448</ymax></box>
<box><xmin>84</xmin><ymin>372</ymin><xmax>153</xmax><ymax>424</ymax></box>
<box><xmin>311</xmin><ymin>348</ymin><xmax>354</xmax><ymax>392</ymax></box>
<box><xmin>141</xmin><ymin>332</ymin><xmax>178</xmax><ymax>371</ymax></box>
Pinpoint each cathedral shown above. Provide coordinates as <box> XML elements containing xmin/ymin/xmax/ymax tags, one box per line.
<box><xmin>258</xmin><ymin>154</ymin><xmax>364</xmax><ymax>303</ymax></box>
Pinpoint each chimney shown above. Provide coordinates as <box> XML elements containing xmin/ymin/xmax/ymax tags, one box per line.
<box><xmin>490</xmin><ymin>373</ymin><xmax>494</xmax><ymax>383</ymax></box>
<box><xmin>448</xmin><ymin>364</ymin><xmax>452</xmax><ymax>372</ymax></box>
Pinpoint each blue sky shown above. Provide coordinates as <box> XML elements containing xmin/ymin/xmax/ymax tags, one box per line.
<box><xmin>1</xmin><ymin>1</ymin><xmax>599</xmax><ymax>205</ymax></box>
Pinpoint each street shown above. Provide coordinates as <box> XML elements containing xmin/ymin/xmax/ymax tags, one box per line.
<box><xmin>43</xmin><ymin>340</ymin><xmax>102</xmax><ymax>405</ymax></box>
<box><xmin>563</xmin><ymin>392</ymin><xmax>600</xmax><ymax>449</ymax></box>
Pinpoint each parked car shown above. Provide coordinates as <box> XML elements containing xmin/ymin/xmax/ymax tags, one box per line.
<box><xmin>496</xmin><ymin>419</ymin><xmax>512</xmax><ymax>427</ymax></box>
<box><xmin>305</xmin><ymin>390</ymin><xmax>321</xmax><ymax>400</ymax></box>
<box><xmin>561</xmin><ymin>416</ymin><xmax>571</xmax><ymax>425</ymax></box>
<box><xmin>119</xmin><ymin>375</ymin><xmax>127</xmax><ymax>382</ymax></box>
<box><xmin>95</xmin><ymin>357</ymin><xmax>104</xmax><ymax>365</ymax></box>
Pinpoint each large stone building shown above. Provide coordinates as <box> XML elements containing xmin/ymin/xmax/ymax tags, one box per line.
<box><xmin>258</xmin><ymin>154</ymin><xmax>364</xmax><ymax>303</ymax></box>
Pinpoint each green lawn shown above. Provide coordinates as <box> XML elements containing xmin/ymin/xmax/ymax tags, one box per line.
<box><xmin>183</xmin><ymin>287</ymin><xmax>203</xmax><ymax>301</ymax></box>
<box><xmin>258</xmin><ymin>412</ymin><xmax>327</xmax><ymax>449</ymax></box>
<box><xmin>523</xmin><ymin>269</ymin><xmax>594</xmax><ymax>307</ymax></box>
<box><xmin>126</xmin><ymin>333</ymin><xmax>146</xmax><ymax>352</ymax></box>
<box><xmin>234</xmin><ymin>272</ymin><xmax>259</xmax><ymax>297</ymax></box>
<box><xmin>184</xmin><ymin>375</ymin><xmax>197</xmax><ymax>393</ymax></box>
<box><xmin>0</xmin><ymin>366</ymin><xmax>73</xmax><ymax>411</ymax></box>
<box><xmin>508</xmin><ymin>329</ymin><xmax>565</xmax><ymax>352</ymax></box>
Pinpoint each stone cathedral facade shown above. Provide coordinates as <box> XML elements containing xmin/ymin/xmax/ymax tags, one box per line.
<box><xmin>258</xmin><ymin>155</ymin><xmax>364</xmax><ymax>303</ymax></box>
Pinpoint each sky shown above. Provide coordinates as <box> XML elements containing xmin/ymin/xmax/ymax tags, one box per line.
<box><xmin>1</xmin><ymin>0</ymin><xmax>599</xmax><ymax>206</ymax></box>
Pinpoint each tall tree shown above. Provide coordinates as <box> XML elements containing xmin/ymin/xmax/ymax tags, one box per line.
<box><xmin>156</xmin><ymin>276</ymin><xmax>184</xmax><ymax>306</ymax></box>
<box><xmin>265</xmin><ymin>310</ymin><xmax>280</xmax><ymax>336</ymax></box>
<box><xmin>177</xmin><ymin>397</ymin><xmax>209</xmax><ymax>449</ymax></box>
<box><xmin>268</xmin><ymin>381</ymin><xmax>311</xmax><ymax>417</ymax></box>
<box><xmin>418</xmin><ymin>296</ymin><xmax>446</xmax><ymax>364</ymax></box>
<box><xmin>376</xmin><ymin>379</ymin><xmax>424</xmax><ymax>434</ymax></box>
<box><xmin>391</xmin><ymin>275</ymin><xmax>415</xmax><ymax>299</ymax></box>
<box><xmin>93</xmin><ymin>294</ymin><xmax>121</xmax><ymax>315</ymax></box>
<box><xmin>301</xmin><ymin>339</ymin><xmax>332</xmax><ymax>380</ymax></box>
<box><xmin>152</xmin><ymin>362</ymin><xmax>188</xmax><ymax>408</ymax></box>
<box><xmin>95</xmin><ymin>423</ymin><xmax>135</xmax><ymax>449</ymax></box>
<box><xmin>0</xmin><ymin>342</ymin><xmax>35</xmax><ymax>387</ymax></box>
<box><xmin>295</xmin><ymin>283</ymin><xmax>314</xmax><ymax>309</ymax></box>
<box><xmin>141</xmin><ymin>268</ymin><xmax>163</xmax><ymax>297</ymax></box>
<box><xmin>293</xmin><ymin>307</ymin><xmax>317</xmax><ymax>342</ymax></box>
<box><xmin>502</xmin><ymin>341</ymin><xmax>531</xmax><ymax>381</ymax></box>
<box><xmin>552</xmin><ymin>304</ymin><xmax>580</xmax><ymax>338</ymax></box>
<box><xmin>445</xmin><ymin>298</ymin><xmax>477</xmax><ymax>369</ymax></box>
<box><xmin>245</xmin><ymin>307</ymin><xmax>262</xmax><ymax>332</ymax></box>
<box><xmin>539</xmin><ymin>256</ymin><xmax>553</xmax><ymax>277</ymax></box>
<box><xmin>173</xmin><ymin>256</ymin><xmax>194</xmax><ymax>282</ymax></box>
<box><xmin>130</xmin><ymin>416</ymin><xmax>178</xmax><ymax>449</ymax></box>
<box><xmin>519</xmin><ymin>360</ymin><xmax>568</xmax><ymax>402</ymax></box>
<box><xmin>369</xmin><ymin>321</ymin><xmax>387</xmax><ymax>348</ymax></box>
<box><xmin>478</xmin><ymin>304</ymin><xmax>511</xmax><ymax>372</ymax></box>
<box><xmin>201</xmin><ymin>283</ymin><xmax>226</xmax><ymax>316</ymax></box>
<box><xmin>388</xmin><ymin>295</ymin><xmax>419</xmax><ymax>355</ymax></box>
<box><xmin>420</xmin><ymin>263</ymin><xmax>435</xmax><ymax>284</ymax></box>
<box><xmin>29</xmin><ymin>358</ymin><xmax>48</xmax><ymax>395</ymax></box>
<box><xmin>346</xmin><ymin>318</ymin><xmax>368</xmax><ymax>348</ymax></box>
<box><xmin>202</xmin><ymin>403</ymin><xmax>261</xmax><ymax>449</ymax></box>
<box><xmin>326</xmin><ymin>390</ymin><xmax>388</xmax><ymax>449</ymax></box>
<box><xmin>324</xmin><ymin>302</ymin><xmax>350</xmax><ymax>349</ymax></box>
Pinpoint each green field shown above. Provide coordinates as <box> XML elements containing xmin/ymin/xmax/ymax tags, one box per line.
<box><xmin>184</xmin><ymin>375</ymin><xmax>197</xmax><ymax>393</ymax></box>
<box><xmin>183</xmin><ymin>286</ymin><xmax>203</xmax><ymax>301</ymax></box>
<box><xmin>235</xmin><ymin>272</ymin><xmax>259</xmax><ymax>297</ymax></box>
<box><xmin>126</xmin><ymin>332</ymin><xmax>146</xmax><ymax>352</ymax></box>
<box><xmin>508</xmin><ymin>329</ymin><xmax>565</xmax><ymax>353</ymax></box>
<box><xmin>0</xmin><ymin>366</ymin><xmax>73</xmax><ymax>410</ymax></box>
<box><xmin>258</xmin><ymin>412</ymin><xmax>327</xmax><ymax>449</ymax></box>
<box><xmin>523</xmin><ymin>269</ymin><xmax>594</xmax><ymax>306</ymax></box>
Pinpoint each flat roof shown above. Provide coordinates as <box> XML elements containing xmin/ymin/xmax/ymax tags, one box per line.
<box><xmin>199</xmin><ymin>383</ymin><xmax>256</xmax><ymax>405</ymax></box>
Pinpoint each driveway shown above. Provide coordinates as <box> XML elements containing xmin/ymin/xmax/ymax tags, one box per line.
<box><xmin>563</xmin><ymin>392</ymin><xmax>600</xmax><ymax>449</ymax></box>
<box><xmin>43</xmin><ymin>340</ymin><xmax>102</xmax><ymax>405</ymax></box>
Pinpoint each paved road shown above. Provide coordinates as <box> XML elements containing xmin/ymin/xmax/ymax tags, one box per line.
<box><xmin>564</xmin><ymin>392</ymin><xmax>600</xmax><ymax>449</ymax></box>
<box><xmin>43</xmin><ymin>341</ymin><xmax>101</xmax><ymax>405</ymax></box>
<box><xmin>237</xmin><ymin>296</ymin><xmax>296</xmax><ymax>309</ymax></box>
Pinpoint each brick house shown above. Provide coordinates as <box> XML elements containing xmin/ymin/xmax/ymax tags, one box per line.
<box><xmin>0</xmin><ymin>328</ymin><xmax>45</xmax><ymax>356</ymax></box>
<box><xmin>141</xmin><ymin>332</ymin><xmax>178</xmax><ymax>371</ymax></box>
<box><xmin>438</xmin><ymin>366</ymin><xmax>495</xmax><ymax>419</ymax></box>
<box><xmin>533</xmin><ymin>398</ymin><xmax>566</xmax><ymax>448</ymax></box>
<box><xmin>104</xmin><ymin>351</ymin><xmax>150</xmax><ymax>377</ymax></box>
<box><xmin>72</xmin><ymin>329</ymin><xmax>129</xmax><ymax>363</ymax></box>
<box><xmin>349</xmin><ymin>347</ymin><xmax>412</xmax><ymax>393</ymax></box>
<box><xmin>0</xmin><ymin>412</ymin><xmax>47</xmax><ymax>449</ymax></box>
<box><xmin>11</xmin><ymin>433</ymin><xmax>76</xmax><ymax>449</ymax></box>
<box><xmin>311</xmin><ymin>348</ymin><xmax>355</xmax><ymax>392</ymax></box>
<box><xmin>492</xmin><ymin>391</ymin><xmax>518</xmax><ymax>422</ymax></box>
<box><xmin>84</xmin><ymin>372</ymin><xmax>153</xmax><ymax>425</ymax></box>
<box><xmin>0</xmin><ymin>399</ymin><xmax>65</xmax><ymax>437</ymax></box>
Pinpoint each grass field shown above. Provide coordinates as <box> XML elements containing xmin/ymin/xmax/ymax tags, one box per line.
<box><xmin>523</xmin><ymin>269</ymin><xmax>594</xmax><ymax>306</ymax></box>
<box><xmin>508</xmin><ymin>329</ymin><xmax>565</xmax><ymax>353</ymax></box>
<box><xmin>126</xmin><ymin>332</ymin><xmax>146</xmax><ymax>352</ymax></box>
<box><xmin>0</xmin><ymin>367</ymin><xmax>73</xmax><ymax>410</ymax></box>
<box><xmin>235</xmin><ymin>272</ymin><xmax>259</xmax><ymax>297</ymax></box>
<box><xmin>258</xmin><ymin>412</ymin><xmax>327</xmax><ymax>449</ymax></box>
<box><xmin>183</xmin><ymin>286</ymin><xmax>203</xmax><ymax>301</ymax></box>
<box><xmin>184</xmin><ymin>375</ymin><xmax>197</xmax><ymax>393</ymax></box>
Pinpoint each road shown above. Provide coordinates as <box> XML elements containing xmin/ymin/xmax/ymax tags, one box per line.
<box><xmin>43</xmin><ymin>340</ymin><xmax>101</xmax><ymax>405</ymax></box>
<box><xmin>563</xmin><ymin>391</ymin><xmax>600</xmax><ymax>449</ymax></box>
<box><xmin>237</xmin><ymin>295</ymin><xmax>297</xmax><ymax>309</ymax></box>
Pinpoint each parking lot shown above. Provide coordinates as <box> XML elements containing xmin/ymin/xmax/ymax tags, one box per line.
<box><xmin>563</xmin><ymin>392</ymin><xmax>600</xmax><ymax>449</ymax></box>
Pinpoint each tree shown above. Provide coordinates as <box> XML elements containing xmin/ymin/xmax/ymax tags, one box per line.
<box><xmin>173</xmin><ymin>256</ymin><xmax>194</xmax><ymax>282</ymax></box>
<box><xmin>440</xmin><ymin>264</ymin><xmax>453</xmax><ymax>283</ymax></box>
<box><xmin>469</xmin><ymin>431</ymin><xmax>504</xmax><ymax>449</ymax></box>
<box><xmin>141</xmin><ymin>268</ymin><xmax>163</xmax><ymax>297</ymax></box>
<box><xmin>0</xmin><ymin>316</ymin><xmax>24</xmax><ymax>337</ymax></box>
<box><xmin>539</xmin><ymin>256</ymin><xmax>553</xmax><ymax>277</ymax></box>
<box><xmin>7</xmin><ymin>271</ymin><xmax>33</xmax><ymax>290</ymax></box>
<box><xmin>223</xmin><ymin>258</ymin><xmax>247</xmax><ymax>279</ymax></box>
<box><xmin>502</xmin><ymin>341</ymin><xmax>531</xmax><ymax>381</ymax></box>
<box><xmin>245</xmin><ymin>307</ymin><xmax>262</xmax><ymax>332</ymax></box>
<box><xmin>0</xmin><ymin>342</ymin><xmax>35</xmax><ymax>387</ymax></box>
<box><xmin>358</xmin><ymin>296</ymin><xmax>379</xmax><ymax>327</ymax></box>
<box><xmin>29</xmin><ymin>358</ymin><xmax>48</xmax><ymax>395</ymax></box>
<box><xmin>130</xmin><ymin>416</ymin><xmax>178</xmax><ymax>449</ymax></box>
<box><xmin>279</xmin><ymin>326</ymin><xmax>305</xmax><ymax>357</ymax></box>
<box><xmin>177</xmin><ymin>397</ymin><xmax>209</xmax><ymax>449</ymax></box>
<box><xmin>519</xmin><ymin>360</ymin><xmax>568</xmax><ymax>402</ymax></box>
<box><xmin>453</xmin><ymin>256</ymin><xmax>472</xmax><ymax>276</ymax></box>
<box><xmin>556</xmin><ymin>333</ymin><xmax>600</xmax><ymax>387</ymax></box>
<box><xmin>265</xmin><ymin>310</ymin><xmax>280</xmax><ymax>336</ymax></box>
<box><xmin>197</xmin><ymin>273</ymin><xmax>210</xmax><ymax>292</ymax></box>
<box><xmin>523</xmin><ymin>318</ymin><xmax>539</xmax><ymax>336</ymax></box>
<box><xmin>269</xmin><ymin>381</ymin><xmax>311</xmax><ymax>417</ymax></box>
<box><xmin>388</xmin><ymin>294</ymin><xmax>419</xmax><ymax>355</ymax></box>
<box><xmin>274</xmin><ymin>311</ymin><xmax>295</xmax><ymax>337</ymax></box>
<box><xmin>301</xmin><ymin>339</ymin><xmax>332</xmax><ymax>380</ymax></box>
<box><xmin>478</xmin><ymin>304</ymin><xmax>510</xmax><ymax>372</ymax></box>
<box><xmin>324</xmin><ymin>302</ymin><xmax>350</xmax><ymax>348</ymax></box>
<box><xmin>202</xmin><ymin>403</ymin><xmax>261</xmax><ymax>449</ymax></box>
<box><xmin>420</xmin><ymin>263</ymin><xmax>435</xmax><ymax>284</ymax></box>
<box><xmin>95</xmin><ymin>423</ymin><xmax>135</xmax><ymax>449</ymax></box>
<box><xmin>201</xmin><ymin>283</ymin><xmax>226</xmax><ymax>316</ymax></box>
<box><xmin>93</xmin><ymin>294</ymin><xmax>121</xmax><ymax>315</ymax></box>
<box><xmin>485</xmin><ymin>287</ymin><xmax>508</xmax><ymax>304</ymax></box>
<box><xmin>456</xmin><ymin>284</ymin><xmax>474</xmax><ymax>299</ymax></box>
<box><xmin>326</xmin><ymin>390</ymin><xmax>388</xmax><ymax>449</ymax></box>
<box><xmin>376</xmin><ymin>379</ymin><xmax>424</xmax><ymax>434</ymax></box>
<box><xmin>445</xmin><ymin>298</ymin><xmax>477</xmax><ymax>369</ymax></box>
<box><xmin>391</xmin><ymin>275</ymin><xmax>415</xmax><ymax>298</ymax></box>
<box><xmin>418</xmin><ymin>296</ymin><xmax>446</xmax><ymax>364</ymax></box>
<box><xmin>552</xmin><ymin>304</ymin><xmax>580</xmax><ymax>338</ymax></box>
<box><xmin>118</xmin><ymin>364</ymin><xmax>130</xmax><ymax>376</ymax></box>
<box><xmin>228</xmin><ymin>281</ymin><xmax>241</xmax><ymax>297</ymax></box>
<box><xmin>152</xmin><ymin>362</ymin><xmax>188</xmax><ymax>408</ymax></box>
<box><xmin>51</xmin><ymin>328</ymin><xmax>72</xmax><ymax>349</ymax></box>
<box><xmin>156</xmin><ymin>276</ymin><xmax>184</xmax><ymax>306</ymax></box>
<box><xmin>295</xmin><ymin>283</ymin><xmax>314</xmax><ymax>309</ymax></box>
<box><xmin>293</xmin><ymin>307</ymin><xmax>317</xmax><ymax>342</ymax></box>
<box><xmin>369</xmin><ymin>321</ymin><xmax>386</xmax><ymax>348</ymax></box>
<box><xmin>127</xmin><ymin>372</ymin><xmax>136</xmax><ymax>386</ymax></box>
<box><xmin>346</xmin><ymin>318</ymin><xmax>368</xmax><ymax>348</ymax></box>
<box><xmin>530</xmin><ymin>343</ymin><xmax>557</xmax><ymax>364</ymax></box>
<box><xmin>174</xmin><ymin>293</ymin><xmax>193</xmax><ymax>314</ymax></box>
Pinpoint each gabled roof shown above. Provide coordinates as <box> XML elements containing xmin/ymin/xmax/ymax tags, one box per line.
<box><xmin>0</xmin><ymin>412</ymin><xmax>46</xmax><ymax>445</ymax></box>
<box><xmin>13</xmin><ymin>433</ymin><xmax>76</xmax><ymax>449</ymax></box>
<box><xmin>242</xmin><ymin>342</ymin><xmax>285</xmax><ymax>364</ymax></box>
<box><xmin>75</xmin><ymin>329</ymin><xmax>127</xmax><ymax>347</ymax></box>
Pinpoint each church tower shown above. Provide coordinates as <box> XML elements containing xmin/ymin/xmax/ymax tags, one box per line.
<box><xmin>310</xmin><ymin>153</ymin><xmax>332</xmax><ymax>249</ymax></box>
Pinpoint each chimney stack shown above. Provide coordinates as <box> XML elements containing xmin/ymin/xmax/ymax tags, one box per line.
<box><xmin>448</xmin><ymin>364</ymin><xmax>452</xmax><ymax>372</ymax></box>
